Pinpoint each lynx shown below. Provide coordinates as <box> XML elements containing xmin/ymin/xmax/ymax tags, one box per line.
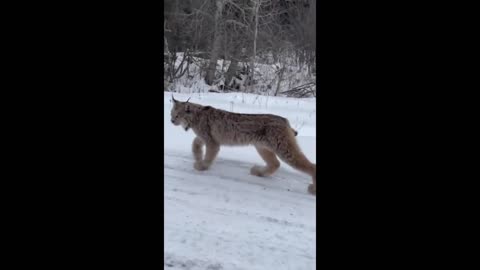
<box><xmin>170</xmin><ymin>97</ymin><xmax>316</xmax><ymax>195</ymax></box>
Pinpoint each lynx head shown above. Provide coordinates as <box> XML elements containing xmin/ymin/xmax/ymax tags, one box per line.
<box><xmin>170</xmin><ymin>96</ymin><xmax>194</xmax><ymax>131</ymax></box>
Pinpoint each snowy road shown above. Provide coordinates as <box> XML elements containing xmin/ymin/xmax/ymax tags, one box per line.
<box><xmin>164</xmin><ymin>92</ymin><xmax>316</xmax><ymax>270</ymax></box>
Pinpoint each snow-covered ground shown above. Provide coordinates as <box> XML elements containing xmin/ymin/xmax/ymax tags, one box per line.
<box><xmin>165</xmin><ymin>52</ymin><xmax>315</xmax><ymax>97</ymax></box>
<box><xmin>164</xmin><ymin>92</ymin><xmax>316</xmax><ymax>270</ymax></box>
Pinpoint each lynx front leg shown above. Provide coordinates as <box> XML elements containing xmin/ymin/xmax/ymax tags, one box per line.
<box><xmin>192</xmin><ymin>137</ymin><xmax>205</xmax><ymax>162</ymax></box>
<box><xmin>194</xmin><ymin>142</ymin><xmax>220</xmax><ymax>171</ymax></box>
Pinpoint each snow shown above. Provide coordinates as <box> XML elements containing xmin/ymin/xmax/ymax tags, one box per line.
<box><xmin>164</xmin><ymin>92</ymin><xmax>316</xmax><ymax>270</ymax></box>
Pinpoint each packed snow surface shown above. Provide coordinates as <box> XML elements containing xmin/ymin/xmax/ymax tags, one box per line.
<box><xmin>164</xmin><ymin>92</ymin><xmax>316</xmax><ymax>270</ymax></box>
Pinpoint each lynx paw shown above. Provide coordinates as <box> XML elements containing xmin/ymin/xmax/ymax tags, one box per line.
<box><xmin>308</xmin><ymin>184</ymin><xmax>316</xmax><ymax>195</ymax></box>
<box><xmin>194</xmin><ymin>161</ymin><xmax>209</xmax><ymax>171</ymax></box>
<box><xmin>250</xmin><ymin>165</ymin><xmax>266</xmax><ymax>177</ymax></box>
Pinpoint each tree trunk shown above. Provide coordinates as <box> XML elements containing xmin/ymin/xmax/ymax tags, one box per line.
<box><xmin>274</xmin><ymin>66</ymin><xmax>285</xmax><ymax>96</ymax></box>
<box><xmin>205</xmin><ymin>0</ymin><xmax>225</xmax><ymax>85</ymax></box>
<box><xmin>164</xmin><ymin>20</ymin><xmax>170</xmax><ymax>54</ymax></box>
<box><xmin>248</xmin><ymin>0</ymin><xmax>260</xmax><ymax>92</ymax></box>
<box><xmin>225</xmin><ymin>59</ymin><xmax>239</xmax><ymax>89</ymax></box>
<box><xmin>225</xmin><ymin>38</ymin><xmax>243</xmax><ymax>88</ymax></box>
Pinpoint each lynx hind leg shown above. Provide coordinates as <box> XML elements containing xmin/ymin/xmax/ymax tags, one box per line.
<box><xmin>251</xmin><ymin>145</ymin><xmax>281</xmax><ymax>177</ymax></box>
<box><xmin>271</xmin><ymin>129</ymin><xmax>316</xmax><ymax>195</ymax></box>
<box><xmin>308</xmin><ymin>166</ymin><xmax>316</xmax><ymax>195</ymax></box>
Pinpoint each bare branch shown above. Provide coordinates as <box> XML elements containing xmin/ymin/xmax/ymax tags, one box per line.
<box><xmin>224</xmin><ymin>19</ymin><xmax>248</xmax><ymax>28</ymax></box>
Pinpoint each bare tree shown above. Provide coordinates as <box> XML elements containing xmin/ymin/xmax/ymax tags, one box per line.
<box><xmin>223</xmin><ymin>0</ymin><xmax>250</xmax><ymax>88</ymax></box>
<box><xmin>247</xmin><ymin>0</ymin><xmax>262</xmax><ymax>92</ymax></box>
<box><xmin>205</xmin><ymin>0</ymin><xmax>225</xmax><ymax>85</ymax></box>
<box><xmin>164</xmin><ymin>20</ymin><xmax>171</xmax><ymax>54</ymax></box>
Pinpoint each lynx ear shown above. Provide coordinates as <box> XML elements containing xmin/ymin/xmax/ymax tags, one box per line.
<box><xmin>172</xmin><ymin>95</ymin><xmax>178</xmax><ymax>103</ymax></box>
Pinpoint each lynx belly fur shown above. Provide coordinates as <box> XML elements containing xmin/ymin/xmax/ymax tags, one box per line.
<box><xmin>170</xmin><ymin>97</ymin><xmax>316</xmax><ymax>195</ymax></box>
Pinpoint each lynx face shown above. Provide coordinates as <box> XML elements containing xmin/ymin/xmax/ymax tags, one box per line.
<box><xmin>170</xmin><ymin>100</ymin><xmax>192</xmax><ymax>131</ymax></box>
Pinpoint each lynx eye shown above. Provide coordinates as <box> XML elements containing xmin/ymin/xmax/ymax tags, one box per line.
<box><xmin>185</xmin><ymin>108</ymin><xmax>191</xmax><ymax>114</ymax></box>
